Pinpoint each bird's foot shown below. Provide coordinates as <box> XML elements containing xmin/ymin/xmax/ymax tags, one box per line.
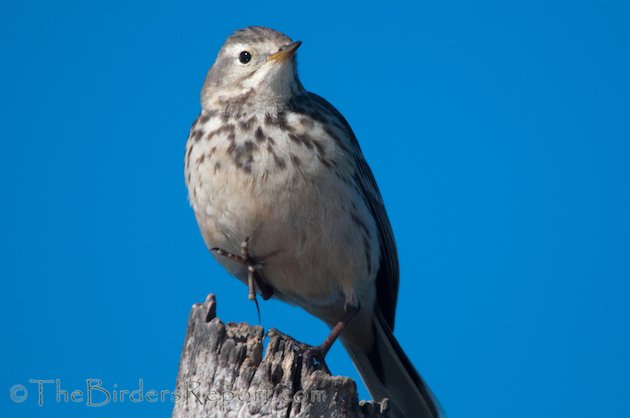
<box><xmin>211</xmin><ymin>237</ymin><xmax>274</xmax><ymax>301</ymax></box>
<box><xmin>304</xmin><ymin>346</ymin><xmax>332</xmax><ymax>375</ymax></box>
<box><xmin>304</xmin><ymin>304</ymin><xmax>361</xmax><ymax>374</ymax></box>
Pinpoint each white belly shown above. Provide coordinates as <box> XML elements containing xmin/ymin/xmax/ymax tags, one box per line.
<box><xmin>184</xmin><ymin>111</ymin><xmax>379</xmax><ymax>314</ymax></box>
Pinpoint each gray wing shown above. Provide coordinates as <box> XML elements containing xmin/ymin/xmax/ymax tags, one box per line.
<box><xmin>304</xmin><ymin>93</ymin><xmax>400</xmax><ymax>329</ymax></box>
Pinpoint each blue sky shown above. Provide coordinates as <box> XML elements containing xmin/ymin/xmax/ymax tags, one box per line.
<box><xmin>1</xmin><ymin>1</ymin><xmax>629</xmax><ymax>417</ymax></box>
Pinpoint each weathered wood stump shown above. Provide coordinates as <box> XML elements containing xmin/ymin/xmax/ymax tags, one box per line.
<box><xmin>172</xmin><ymin>294</ymin><xmax>389</xmax><ymax>418</ymax></box>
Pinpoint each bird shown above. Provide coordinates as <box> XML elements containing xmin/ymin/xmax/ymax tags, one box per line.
<box><xmin>184</xmin><ymin>26</ymin><xmax>441</xmax><ymax>418</ymax></box>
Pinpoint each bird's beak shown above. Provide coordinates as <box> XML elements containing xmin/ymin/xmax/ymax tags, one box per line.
<box><xmin>268</xmin><ymin>41</ymin><xmax>302</xmax><ymax>63</ymax></box>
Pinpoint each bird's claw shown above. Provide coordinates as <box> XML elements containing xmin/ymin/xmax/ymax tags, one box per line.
<box><xmin>304</xmin><ymin>346</ymin><xmax>331</xmax><ymax>375</ymax></box>
<box><xmin>211</xmin><ymin>237</ymin><xmax>274</xmax><ymax>302</ymax></box>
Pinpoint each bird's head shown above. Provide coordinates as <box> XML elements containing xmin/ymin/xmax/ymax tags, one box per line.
<box><xmin>201</xmin><ymin>27</ymin><xmax>303</xmax><ymax>114</ymax></box>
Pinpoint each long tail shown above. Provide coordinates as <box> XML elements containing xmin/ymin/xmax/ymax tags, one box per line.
<box><xmin>344</xmin><ymin>308</ymin><xmax>442</xmax><ymax>418</ymax></box>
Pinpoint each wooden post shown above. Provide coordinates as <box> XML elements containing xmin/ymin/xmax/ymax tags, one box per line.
<box><xmin>172</xmin><ymin>294</ymin><xmax>389</xmax><ymax>418</ymax></box>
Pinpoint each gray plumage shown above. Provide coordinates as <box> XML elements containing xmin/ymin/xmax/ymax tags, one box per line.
<box><xmin>184</xmin><ymin>26</ymin><xmax>441</xmax><ymax>418</ymax></box>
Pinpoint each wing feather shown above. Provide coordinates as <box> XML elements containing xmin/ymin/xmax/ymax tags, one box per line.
<box><xmin>306</xmin><ymin>93</ymin><xmax>400</xmax><ymax>329</ymax></box>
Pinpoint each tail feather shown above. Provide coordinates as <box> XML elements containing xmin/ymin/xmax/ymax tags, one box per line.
<box><xmin>344</xmin><ymin>309</ymin><xmax>442</xmax><ymax>418</ymax></box>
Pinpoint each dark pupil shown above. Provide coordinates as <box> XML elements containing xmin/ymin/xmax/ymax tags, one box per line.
<box><xmin>239</xmin><ymin>51</ymin><xmax>252</xmax><ymax>64</ymax></box>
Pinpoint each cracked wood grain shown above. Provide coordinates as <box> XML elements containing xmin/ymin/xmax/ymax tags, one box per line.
<box><xmin>172</xmin><ymin>294</ymin><xmax>389</xmax><ymax>418</ymax></box>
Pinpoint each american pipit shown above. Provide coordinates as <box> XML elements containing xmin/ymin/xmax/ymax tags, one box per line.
<box><xmin>184</xmin><ymin>26</ymin><xmax>441</xmax><ymax>418</ymax></box>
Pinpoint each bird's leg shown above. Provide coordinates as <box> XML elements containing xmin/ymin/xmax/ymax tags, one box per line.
<box><xmin>306</xmin><ymin>303</ymin><xmax>360</xmax><ymax>373</ymax></box>
<box><xmin>211</xmin><ymin>237</ymin><xmax>274</xmax><ymax>301</ymax></box>
<box><xmin>319</xmin><ymin>303</ymin><xmax>360</xmax><ymax>355</ymax></box>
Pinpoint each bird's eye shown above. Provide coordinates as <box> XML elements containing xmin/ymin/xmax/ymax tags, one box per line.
<box><xmin>239</xmin><ymin>51</ymin><xmax>252</xmax><ymax>64</ymax></box>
